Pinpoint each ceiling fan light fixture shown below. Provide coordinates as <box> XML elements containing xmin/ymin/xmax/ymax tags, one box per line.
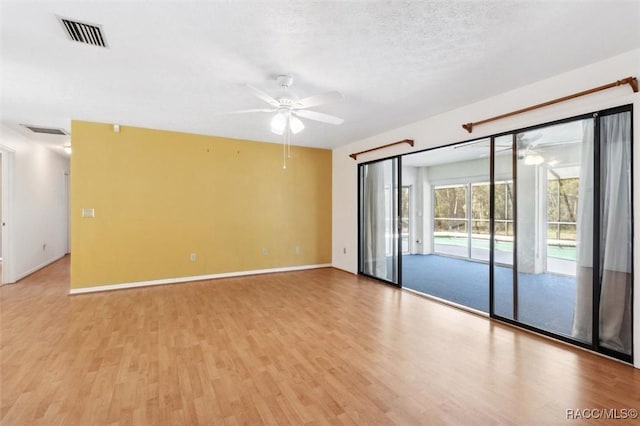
<box><xmin>524</xmin><ymin>153</ymin><xmax>544</xmax><ymax>165</ymax></box>
<box><xmin>270</xmin><ymin>112</ymin><xmax>287</xmax><ymax>135</ymax></box>
<box><xmin>238</xmin><ymin>75</ymin><xmax>343</xmax><ymax>169</ymax></box>
<box><xmin>290</xmin><ymin>115</ymin><xmax>305</xmax><ymax>134</ymax></box>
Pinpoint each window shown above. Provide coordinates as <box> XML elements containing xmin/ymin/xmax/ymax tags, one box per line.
<box><xmin>433</xmin><ymin>181</ymin><xmax>511</xmax><ymax>262</ymax></box>
<box><xmin>401</xmin><ymin>186</ymin><xmax>410</xmax><ymax>253</ymax></box>
<box><xmin>547</xmin><ymin>175</ymin><xmax>578</xmax><ymax>263</ymax></box>
<box><xmin>433</xmin><ymin>185</ymin><xmax>468</xmax><ymax>257</ymax></box>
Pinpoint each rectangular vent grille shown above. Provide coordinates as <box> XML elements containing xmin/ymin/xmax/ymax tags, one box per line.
<box><xmin>21</xmin><ymin>125</ymin><xmax>68</xmax><ymax>135</ymax></box>
<box><xmin>59</xmin><ymin>18</ymin><xmax>106</xmax><ymax>47</ymax></box>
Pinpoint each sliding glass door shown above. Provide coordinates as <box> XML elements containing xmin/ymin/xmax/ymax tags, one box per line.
<box><xmin>513</xmin><ymin>119</ymin><xmax>591</xmax><ymax>340</ymax></box>
<box><xmin>491</xmin><ymin>106</ymin><xmax>633</xmax><ymax>362</ymax></box>
<box><xmin>357</xmin><ymin>105</ymin><xmax>632</xmax><ymax>363</ymax></box>
<box><xmin>359</xmin><ymin>158</ymin><xmax>401</xmax><ymax>285</ymax></box>
<box><xmin>432</xmin><ymin>180</ymin><xmax>493</xmax><ymax>262</ymax></box>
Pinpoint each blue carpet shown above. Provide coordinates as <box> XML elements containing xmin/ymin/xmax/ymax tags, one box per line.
<box><xmin>402</xmin><ymin>254</ymin><xmax>576</xmax><ymax>337</ymax></box>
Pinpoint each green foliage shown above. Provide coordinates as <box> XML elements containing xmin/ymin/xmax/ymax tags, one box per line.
<box><xmin>434</xmin><ymin>186</ymin><xmax>466</xmax><ymax>218</ymax></box>
<box><xmin>432</xmin><ymin>177</ymin><xmax>578</xmax><ymax>241</ymax></box>
<box><xmin>547</xmin><ymin>177</ymin><xmax>579</xmax><ymax>240</ymax></box>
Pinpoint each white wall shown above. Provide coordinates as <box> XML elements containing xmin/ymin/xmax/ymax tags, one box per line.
<box><xmin>332</xmin><ymin>49</ymin><xmax>640</xmax><ymax>367</ymax></box>
<box><xmin>0</xmin><ymin>155</ymin><xmax>3</xmax><ymax>256</ymax></box>
<box><xmin>401</xmin><ymin>166</ymin><xmax>418</xmax><ymax>253</ymax></box>
<box><xmin>0</xmin><ymin>125</ymin><xmax>70</xmax><ymax>282</ymax></box>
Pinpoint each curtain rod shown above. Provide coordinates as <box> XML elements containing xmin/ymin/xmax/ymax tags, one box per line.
<box><xmin>462</xmin><ymin>76</ymin><xmax>638</xmax><ymax>133</ymax></box>
<box><xmin>349</xmin><ymin>139</ymin><xmax>414</xmax><ymax>160</ymax></box>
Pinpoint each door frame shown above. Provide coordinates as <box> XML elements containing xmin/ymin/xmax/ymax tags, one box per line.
<box><xmin>357</xmin><ymin>156</ymin><xmax>403</xmax><ymax>287</ymax></box>
<box><xmin>63</xmin><ymin>170</ymin><xmax>70</xmax><ymax>254</ymax></box>
<box><xmin>356</xmin><ymin>105</ymin><xmax>633</xmax><ymax>364</ymax></box>
<box><xmin>0</xmin><ymin>144</ymin><xmax>16</xmax><ymax>285</ymax></box>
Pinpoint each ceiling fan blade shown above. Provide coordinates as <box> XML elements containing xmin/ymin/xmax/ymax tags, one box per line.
<box><xmin>294</xmin><ymin>91</ymin><xmax>343</xmax><ymax>109</ymax></box>
<box><xmin>294</xmin><ymin>110</ymin><xmax>344</xmax><ymax>125</ymax></box>
<box><xmin>246</xmin><ymin>84</ymin><xmax>280</xmax><ymax>107</ymax></box>
<box><xmin>537</xmin><ymin>139</ymin><xmax>581</xmax><ymax>148</ymax></box>
<box><xmin>517</xmin><ymin>132</ymin><xmax>542</xmax><ymax>148</ymax></box>
<box><xmin>225</xmin><ymin>108</ymin><xmax>276</xmax><ymax>114</ymax></box>
<box><xmin>453</xmin><ymin>139</ymin><xmax>491</xmax><ymax>149</ymax></box>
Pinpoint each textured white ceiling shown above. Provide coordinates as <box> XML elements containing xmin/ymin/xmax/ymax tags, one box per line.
<box><xmin>1</xmin><ymin>0</ymin><xmax>639</xmax><ymax>152</ymax></box>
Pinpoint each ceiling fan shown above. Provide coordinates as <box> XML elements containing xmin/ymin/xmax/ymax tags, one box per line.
<box><xmin>517</xmin><ymin>133</ymin><xmax>543</xmax><ymax>164</ymax></box>
<box><xmin>232</xmin><ymin>74</ymin><xmax>344</xmax><ymax>136</ymax></box>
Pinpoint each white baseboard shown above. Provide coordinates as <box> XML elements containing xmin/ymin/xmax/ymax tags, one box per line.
<box><xmin>69</xmin><ymin>263</ymin><xmax>332</xmax><ymax>295</ymax></box>
<box><xmin>330</xmin><ymin>265</ymin><xmax>357</xmax><ymax>275</ymax></box>
<box><xmin>15</xmin><ymin>254</ymin><xmax>67</xmax><ymax>282</ymax></box>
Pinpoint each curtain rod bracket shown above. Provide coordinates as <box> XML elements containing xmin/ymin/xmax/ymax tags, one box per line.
<box><xmin>462</xmin><ymin>76</ymin><xmax>638</xmax><ymax>133</ymax></box>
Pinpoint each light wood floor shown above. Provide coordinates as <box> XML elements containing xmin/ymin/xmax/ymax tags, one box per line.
<box><xmin>1</xmin><ymin>257</ymin><xmax>639</xmax><ymax>425</ymax></box>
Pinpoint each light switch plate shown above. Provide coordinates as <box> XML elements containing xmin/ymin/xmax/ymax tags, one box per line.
<box><xmin>82</xmin><ymin>208</ymin><xmax>95</xmax><ymax>218</ymax></box>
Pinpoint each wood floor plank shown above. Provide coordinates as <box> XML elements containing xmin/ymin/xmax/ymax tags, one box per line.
<box><xmin>1</xmin><ymin>256</ymin><xmax>639</xmax><ymax>425</ymax></box>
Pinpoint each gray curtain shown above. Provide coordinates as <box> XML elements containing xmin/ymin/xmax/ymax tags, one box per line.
<box><xmin>599</xmin><ymin>111</ymin><xmax>632</xmax><ymax>354</ymax></box>
<box><xmin>572</xmin><ymin>119</ymin><xmax>594</xmax><ymax>342</ymax></box>
<box><xmin>572</xmin><ymin>112</ymin><xmax>633</xmax><ymax>354</ymax></box>
<box><xmin>363</xmin><ymin>162</ymin><xmax>387</xmax><ymax>278</ymax></box>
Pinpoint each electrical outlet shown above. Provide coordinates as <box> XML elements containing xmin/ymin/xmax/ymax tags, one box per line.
<box><xmin>262</xmin><ymin>248</ymin><xmax>268</xmax><ymax>255</ymax></box>
<box><xmin>81</xmin><ymin>208</ymin><xmax>95</xmax><ymax>218</ymax></box>
<box><xmin>343</xmin><ymin>247</ymin><xmax>347</xmax><ymax>254</ymax></box>
<box><xmin>295</xmin><ymin>246</ymin><xmax>301</xmax><ymax>254</ymax></box>
<box><xmin>190</xmin><ymin>253</ymin><xmax>197</xmax><ymax>262</ymax></box>
<box><xmin>43</xmin><ymin>244</ymin><xmax>47</xmax><ymax>251</ymax></box>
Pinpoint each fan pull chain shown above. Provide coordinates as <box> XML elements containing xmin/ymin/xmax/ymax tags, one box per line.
<box><xmin>283</xmin><ymin>132</ymin><xmax>287</xmax><ymax>169</ymax></box>
<box><xmin>285</xmin><ymin>86</ymin><xmax>291</xmax><ymax>162</ymax></box>
<box><xmin>282</xmin><ymin>113</ymin><xmax>293</xmax><ymax>169</ymax></box>
<box><xmin>287</xmin><ymin>113</ymin><xmax>292</xmax><ymax>158</ymax></box>
<box><xmin>283</xmin><ymin>120</ymin><xmax>291</xmax><ymax>169</ymax></box>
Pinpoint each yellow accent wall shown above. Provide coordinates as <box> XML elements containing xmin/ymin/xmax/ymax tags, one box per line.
<box><xmin>70</xmin><ymin>121</ymin><xmax>332</xmax><ymax>289</ymax></box>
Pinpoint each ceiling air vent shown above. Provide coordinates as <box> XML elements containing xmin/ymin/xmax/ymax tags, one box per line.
<box><xmin>21</xmin><ymin>124</ymin><xmax>68</xmax><ymax>135</ymax></box>
<box><xmin>58</xmin><ymin>17</ymin><xmax>107</xmax><ymax>47</ymax></box>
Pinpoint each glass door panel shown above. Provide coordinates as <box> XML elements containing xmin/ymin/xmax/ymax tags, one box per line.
<box><xmin>359</xmin><ymin>158</ymin><xmax>400</xmax><ymax>285</ymax></box>
<box><xmin>515</xmin><ymin>119</ymin><xmax>592</xmax><ymax>342</ymax></box>
<box><xmin>492</xmin><ymin>135</ymin><xmax>515</xmax><ymax>320</ymax></box>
